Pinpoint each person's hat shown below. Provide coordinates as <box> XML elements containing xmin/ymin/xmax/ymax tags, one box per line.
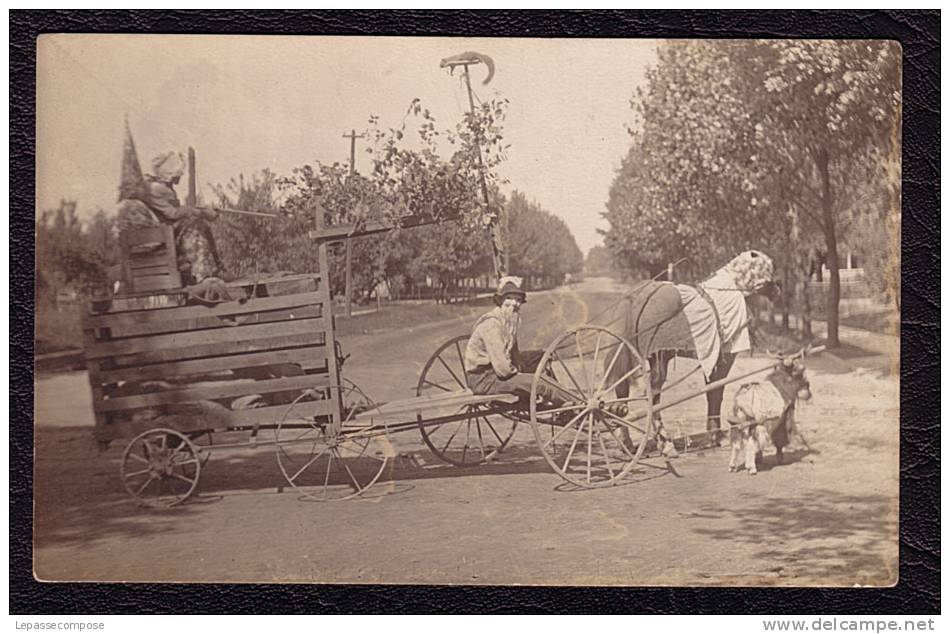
<box><xmin>494</xmin><ymin>275</ymin><xmax>527</xmax><ymax>303</ymax></box>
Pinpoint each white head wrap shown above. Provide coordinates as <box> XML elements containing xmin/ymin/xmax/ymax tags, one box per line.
<box><xmin>150</xmin><ymin>151</ymin><xmax>186</xmax><ymax>182</ymax></box>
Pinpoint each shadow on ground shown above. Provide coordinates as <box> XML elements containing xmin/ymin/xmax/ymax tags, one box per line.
<box><xmin>686</xmin><ymin>488</ymin><xmax>896</xmax><ymax>583</ymax></box>
<box><xmin>34</xmin><ymin>427</ymin><xmax>675</xmax><ymax>548</ymax></box>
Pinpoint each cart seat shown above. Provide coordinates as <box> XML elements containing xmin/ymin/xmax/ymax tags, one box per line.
<box><xmin>119</xmin><ymin>225</ymin><xmax>181</xmax><ymax>293</ymax></box>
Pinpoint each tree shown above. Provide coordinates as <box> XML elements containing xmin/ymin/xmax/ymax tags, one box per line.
<box><xmin>750</xmin><ymin>40</ymin><xmax>901</xmax><ymax>345</ymax></box>
<box><xmin>35</xmin><ymin>200</ymin><xmax>108</xmax><ymax>294</ymax></box>
<box><xmin>505</xmin><ymin>191</ymin><xmax>582</xmax><ymax>286</ymax></box>
<box><xmin>584</xmin><ymin>245</ymin><xmax>616</xmax><ymax>277</ymax></box>
<box><xmin>602</xmin><ymin>40</ymin><xmax>900</xmax><ymax>346</ymax></box>
<box><xmin>272</xmin><ymin>97</ymin><xmax>509</xmax><ymax>303</ymax></box>
<box><xmin>85</xmin><ymin>209</ymin><xmax>119</xmax><ymax>267</ymax></box>
<box><xmin>211</xmin><ymin>170</ymin><xmax>320</xmax><ymax>280</ymax></box>
<box><xmin>602</xmin><ymin>41</ymin><xmax>778</xmax><ymax>281</ymax></box>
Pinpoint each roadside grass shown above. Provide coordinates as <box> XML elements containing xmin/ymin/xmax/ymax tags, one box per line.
<box><xmin>335</xmin><ymin>298</ymin><xmax>491</xmax><ymax>336</ymax></box>
<box><xmin>753</xmin><ymin>320</ymin><xmax>815</xmax><ymax>353</ymax></box>
<box><xmin>838</xmin><ymin>310</ymin><xmax>899</xmax><ymax>336</ymax></box>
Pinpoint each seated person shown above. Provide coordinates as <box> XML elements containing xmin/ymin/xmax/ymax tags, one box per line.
<box><xmin>464</xmin><ymin>276</ymin><xmax>572</xmax><ymax>407</ymax></box>
<box><xmin>117</xmin><ymin>150</ymin><xmax>221</xmax><ymax>284</ymax></box>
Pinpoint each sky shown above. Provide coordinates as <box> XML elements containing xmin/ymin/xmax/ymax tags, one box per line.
<box><xmin>36</xmin><ymin>35</ymin><xmax>657</xmax><ymax>255</ymax></box>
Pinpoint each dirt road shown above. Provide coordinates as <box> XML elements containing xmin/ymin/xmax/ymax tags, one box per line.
<box><xmin>33</xmin><ymin>279</ymin><xmax>899</xmax><ymax>585</ymax></box>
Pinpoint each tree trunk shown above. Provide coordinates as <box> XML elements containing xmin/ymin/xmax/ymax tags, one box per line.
<box><xmin>817</xmin><ymin>146</ymin><xmax>840</xmax><ymax>348</ymax></box>
<box><xmin>781</xmin><ymin>265</ymin><xmax>790</xmax><ymax>330</ymax></box>
<box><xmin>801</xmin><ymin>276</ymin><xmax>812</xmax><ymax>339</ymax></box>
<box><xmin>488</xmin><ymin>224</ymin><xmax>505</xmax><ymax>282</ymax></box>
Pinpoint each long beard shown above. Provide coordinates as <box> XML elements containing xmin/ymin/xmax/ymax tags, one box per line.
<box><xmin>499</xmin><ymin>306</ymin><xmax>520</xmax><ymax>353</ymax></box>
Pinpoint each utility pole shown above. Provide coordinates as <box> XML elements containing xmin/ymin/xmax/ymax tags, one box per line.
<box><xmin>342</xmin><ymin>129</ymin><xmax>365</xmax><ymax>318</ymax></box>
<box><xmin>443</xmin><ymin>57</ymin><xmax>506</xmax><ymax>282</ymax></box>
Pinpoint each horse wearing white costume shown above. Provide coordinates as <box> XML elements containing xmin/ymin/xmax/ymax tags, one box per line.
<box><xmin>604</xmin><ymin>250</ymin><xmax>781</xmax><ymax>452</ymax></box>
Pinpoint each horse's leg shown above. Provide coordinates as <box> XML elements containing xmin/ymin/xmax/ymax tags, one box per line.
<box><xmin>705</xmin><ymin>352</ymin><xmax>736</xmax><ymax>445</ymax></box>
<box><xmin>609</xmin><ymin>348</ymin><xmax>634</xmax><ymax>449</ymax></box>
<box><xmin>650</xmin><ymin>351</ymin><xmax>677</xmax><ymax>457</ymax></box>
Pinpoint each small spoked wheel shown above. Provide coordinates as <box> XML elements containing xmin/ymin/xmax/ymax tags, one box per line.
<box><xmin>530</xmin><ymin>326</ymin><xmax>654</xmax><ymax>488</ymax></box>
<box><xmin>121</xmin><ymin>428</ymin><xmax>202</xmax><ymax>508</ymax></box>
<box><xmin>416</xmin><ymin>334</ymin><xmax>519</xmax><ymax>466</ymax></box>
<box><xmin>275</xmin><ymin>380</ymin><xmax>392</xmax><ymax>501</ymax></box>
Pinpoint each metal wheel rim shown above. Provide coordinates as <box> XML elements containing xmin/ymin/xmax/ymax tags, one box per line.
<box><xmin>275</xmin><ymin>380</ymin><xmax>390</xmax><ymax>501</ymax></box>
<box><xmin>188</xmin><ymin>429</ymin><xmax>214</xmax><ymax>467</ymax></box>
<box><xmin>121</xmin><ymin>428</ymin><xmax>202</xmax><ymax>508</ymax></box>
<box><xmin>530</xmin><ymin>326</ymin><xmax>654</xmax><ymax>488</ymax></box>
<box><xmin>415</xmin><ymin>334</ymin><xmax>518</xmax><ymax>466</ymax></box>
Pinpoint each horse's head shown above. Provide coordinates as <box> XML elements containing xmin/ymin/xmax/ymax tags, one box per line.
<box><xmin>722</xmin><ymin>250</ymin><xmax>780</xmax><ymax>300</ymax></box>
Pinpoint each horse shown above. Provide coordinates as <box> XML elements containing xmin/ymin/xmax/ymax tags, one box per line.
<box><xmin>604</xmin><ymin>250</ymin><xmax>781</xmax><ymax>454</ymax></box>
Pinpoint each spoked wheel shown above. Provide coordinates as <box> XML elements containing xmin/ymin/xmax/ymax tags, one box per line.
<box><xmin>275</xmin><ymin>380</ymin><xmax>392</xmax><ymax>501</ymax></box>
<box><xmin>416</xmin><ymin>334</ymin><xmax>519</xmax><ymax>466</ymax></box>
<box><xmin>120</xmin><ymin>428</ymin><xmax>202</xmax><ymax>507</ymax></box>
<box><xmin>530</xmin><ymin>326</ymin><xmax>654</xmax><ymax>488</ymax></box>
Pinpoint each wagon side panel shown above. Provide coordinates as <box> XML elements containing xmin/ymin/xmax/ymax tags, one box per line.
<box><xmin>83</xmin><ymin>275</ymin><xmax>340</xmax><ymax>444</ymax></box>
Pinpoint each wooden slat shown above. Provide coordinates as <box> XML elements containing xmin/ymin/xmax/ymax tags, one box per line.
<box><xmin>128</xmin><ymin>252</ymin><xmax>176</xmax><ymax>269</ymax></box>
<box><xmin>134</xmin><ymin>274</ymin><xmax>175</xmax><ymax>293</ymax></box>
<box><xmin>93</xmin><ymin>374</ymin><xmax>331</xmax><ymax>413</ymax></box>
<box><xmin>93</xmin><ymin>332</ymin><xmax>328</xmax><ymax>368</ymax></box>
<box><xmin>93</xmin><ymin>345</ymin><xmax>330</xmax><ymax>384</ymax></box>
<box><xmin>86</xmin><ymin>317</ymin><xmax>326</xmax><ymax>359</ymax></box>
<box><xmin>105</xmin><ymin>305</ymin><xmax>324</xmax><ymax>339</ymax></box>
<box><xmin>122</xmin><ymin>225</ymin><xmax>172</xmax><ymax>245</ymax></box>
<box><xmin>230</xmin><ymin>273</ymin><xmax>320</xmax><ymax>287</ymax></box>
<box><xmin>96</xmin><ymin>293</ymin><xmax>188</xmax><ymax>315</ymax></box>
<box><xmin>84</xmin><ymin>291</ymin><xmax>325</xmax><ymax>329</ymax></box>
<box><xmin>130</xmin><ymin>265</ymin><xmax>173</xmax><ymax>277</ymax></box>
<box><xmin>228</xmin><ymin>399</ymin><xmax>334</xmax><ymax>426</ymax></box>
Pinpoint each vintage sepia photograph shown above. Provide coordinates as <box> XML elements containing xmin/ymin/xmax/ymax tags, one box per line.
<box><xmin>33</xmin><ymin>34</ymin><xmax>901</xmax><ymax>586</ymax></box>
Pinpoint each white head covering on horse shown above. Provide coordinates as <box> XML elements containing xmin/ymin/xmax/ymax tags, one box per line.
<box><xmin>679</xmin><ymin>250</ymin><xmax>776</xmax><ymax>376</ymax></box>
<box><xmin>718</xmin><ymin>250</ymin><xmax>776</xmax><ymax>296</ymax></box>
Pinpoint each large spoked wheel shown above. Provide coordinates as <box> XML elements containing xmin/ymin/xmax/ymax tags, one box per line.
<box><xmin>121</xmin><ymin>428</ymin><xmax>202</xmax><ymax>508</ymax></box>
<box><xmin>275</xmin><ymin>380</ymin><xmax>392</xmax><ymax>501</ymax></box>
<box><xmin>416</xmin><ymin>334</ymin><xmax>519</xmax><ymax>466</ymax></box>
<box><xmin>530</xmin><ymin>326</ymin><xmax>654</xmax><ymax>488</ymax></box>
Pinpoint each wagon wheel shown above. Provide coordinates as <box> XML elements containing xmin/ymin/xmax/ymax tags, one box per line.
<box><xmin>416</xmin><ymin>334</ymin><xmax>519</xmax><ymax>466</ymax></box>
<box><xmin>275</xmin><ymin>380</ymin><xmax>393</xmax><ymax>501</ymax></box>
<box><xmin>120</xmin><ymin>428</ymin><xmax>202</xmax><ymax>508</ymax></box>
<box><xmin>530</xmin><ymin>326</ymin><xmax>654</xmax><ymax>488</ymax></box>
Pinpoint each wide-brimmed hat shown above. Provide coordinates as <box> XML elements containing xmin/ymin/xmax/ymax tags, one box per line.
<box><xmin>494</xmin><ymin>275</ymin><xmax>527</xmax><ymax>303</ymax></box>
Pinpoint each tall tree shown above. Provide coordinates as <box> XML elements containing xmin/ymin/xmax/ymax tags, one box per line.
<box><xmin>603</xmin><ymin>40</ymin><xmax>900</xmax><ymax>345</ymax></box>
<box><xmin>505</xmin><ymin>191</ymin><xmax>583</xmax><ymax>285</ymax></box>
<box><xmin>750</xmin><ymin>40</ymin><xmax>901</xmax><ymax>345</ymax></box>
